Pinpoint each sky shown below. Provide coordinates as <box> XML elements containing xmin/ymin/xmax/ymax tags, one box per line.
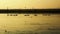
<box><xmin>0</xmin><ymin>0</ymin><xmax>60</xmax><ymax>9</ymax></box>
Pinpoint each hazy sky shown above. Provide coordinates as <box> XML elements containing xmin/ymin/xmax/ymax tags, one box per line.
<box><xmin>0</xmin><ymin>0</ymin><xmax>60</xmax><ymax>9</ymax></box>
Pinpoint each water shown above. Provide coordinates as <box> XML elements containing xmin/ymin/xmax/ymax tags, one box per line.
<box><xmin>0</xmin><ymin>14</ymin><xmax>60</xmax><ymax>34</ymax></box>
